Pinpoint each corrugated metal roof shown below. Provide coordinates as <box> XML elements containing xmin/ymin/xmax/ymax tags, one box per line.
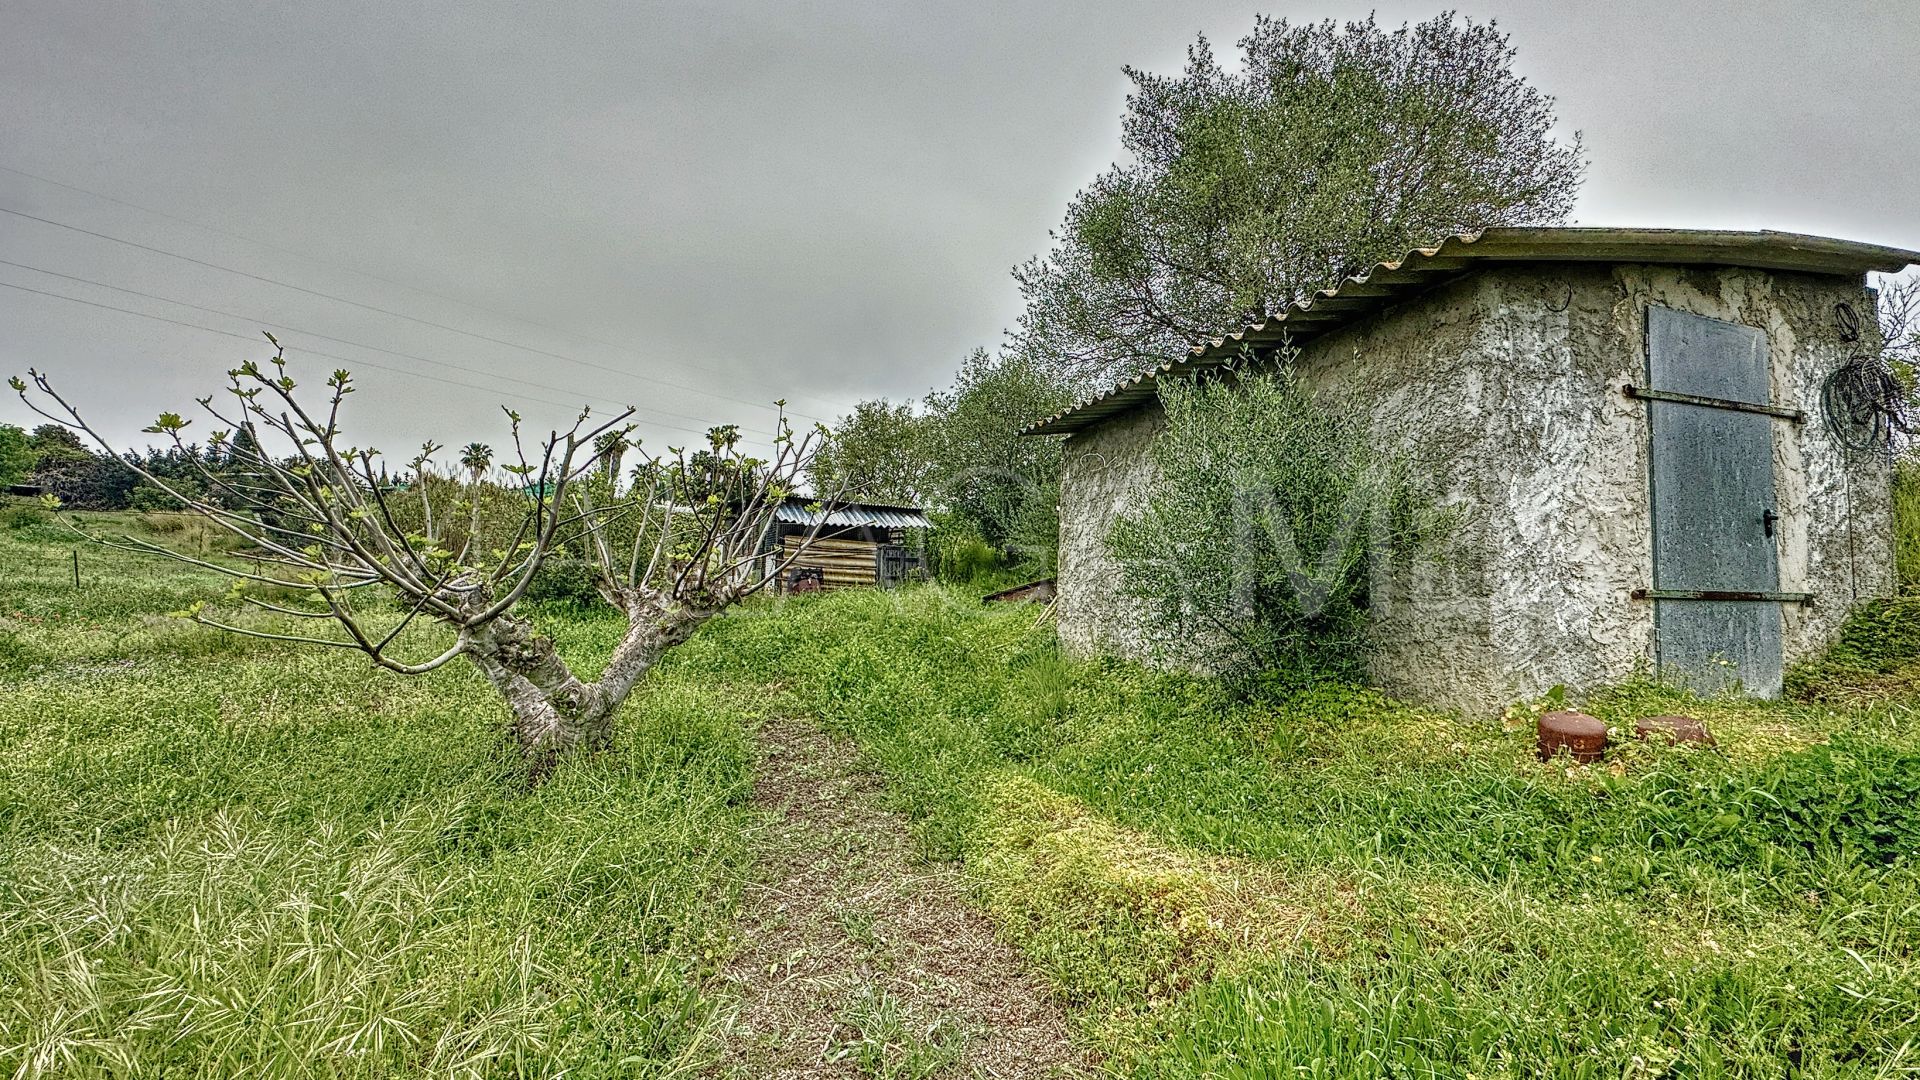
<box><xmin>1022</xmin><ymin>226</ymin><xmax>1920</xmax><ymax>437</ymax></box>
<box><xmin>772</xmin><ymin>497</ymin><xmax>931</xmax><ymax>529</ymax></box>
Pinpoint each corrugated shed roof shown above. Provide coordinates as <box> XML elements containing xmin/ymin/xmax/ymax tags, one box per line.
<box><xmin>772</xmin><ymin>497</ymin><xmax>931</xmax><ymax>529</ymax></box>
<box><xmin>1022</xmin><ymin>226</ymin><xmax>1920</xmax><ymax>437</ymax></box>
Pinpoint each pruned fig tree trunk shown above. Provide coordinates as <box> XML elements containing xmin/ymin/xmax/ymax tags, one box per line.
<box><xmin>14</xmin><ymin>344</ymin><xmax>838</xmax><ymax>777</ymax></box>
<box><xmin>463</xmin><ymin>590</ymin><xmax>710</xmax><ymax>769</ymax></box>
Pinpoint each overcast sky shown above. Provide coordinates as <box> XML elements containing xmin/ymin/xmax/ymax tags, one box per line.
<box><xmin>3</xmin><ymin>0</ymin><xmax>1917</xmax><ymax>454</ymax></box>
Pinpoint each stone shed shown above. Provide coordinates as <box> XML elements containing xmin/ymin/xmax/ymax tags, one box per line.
<box><xmin>1026</xmin><ymin>227</ymin><xmax>1920</xmax><ymax>714</ymax></box>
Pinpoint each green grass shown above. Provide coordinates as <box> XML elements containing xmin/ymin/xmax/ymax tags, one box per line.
<box><xmin>0</xmin><ymin>510</ymin><xmax>754</xmax><ymax>1077</ymax></box>
<box><xmin>1894</xmin><ymin>459</ymin><xmax>1920</xmax><ymax>595</ymax></box>
<box><xmin>5</xmin><ymin>505</ymin><xmax>1920</xmax><ymax>1077</ymax></box>
<box><xmin>678</xmin><ymin>589</ymin><xmax>1920</xmax><ymax>1077</ymax></box>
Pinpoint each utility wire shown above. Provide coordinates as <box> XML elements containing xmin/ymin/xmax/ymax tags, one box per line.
<box><xmin>0</xmin><ymin>257</ymin><xmax>777</xmax><ymax>440</ymax></box>
<box><xmin>0</xmin><ymin>161</ymin><xmax>853</xmax><ymax>418</ymax></box>
<box><xmin>0</xmin><ymin>200</ymin><xmax>835</xmax><ymax>424</ymax></box>
<box><xmin>0</xmin><ymin>278</ymin><xmax>736</xmax><ymax>441</ymax></box>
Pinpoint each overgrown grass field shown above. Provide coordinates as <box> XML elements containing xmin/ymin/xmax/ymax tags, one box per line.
<box><xmin>0</xmin><ymin>510</ymin><xmax>754</xmax><ymax>1076</ymax></box>
<box><xmin>4</xmin><ymin>506</ymin><xmax>1919</xmax><ymax>1076</ymax></box>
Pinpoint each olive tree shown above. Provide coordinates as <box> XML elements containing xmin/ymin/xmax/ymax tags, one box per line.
<box><xmin>810</xmin><ymin>349</ymin><xmax>1076</xmax><ymax>576</ymax></box>
<box><xmin>14</xmin><ymin>345</ymin><xmax>834</xmax><ymax>775</ymax></box>
<box><xmin>1106</xmin><ymin>363</ymin><xmax>1437</xmax><ymax>683</ymax></box>
<box><xmin>1013</xmin><ymin>12</ymin><xmax>1584</xmax><ymax>383</ymax></box>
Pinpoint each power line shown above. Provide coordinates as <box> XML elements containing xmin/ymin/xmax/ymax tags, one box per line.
<box><xmin>0</xmin><ymin>278</ymin><xmax>733</xmax><ymax>441</ymax></box>
<box><xmin>0</xmin><ymin>257</ymin><xmax>777</xmax><ymax>440</ymax></box>
<box><xmin>0</xmin><ymin>199</ymin><xmax>835</xmax><ymax>424</ymax></box>
<box><xmin>0</xmin><ymin>161</ymin><xmax>855</xmax><ymax>418</ymax></box>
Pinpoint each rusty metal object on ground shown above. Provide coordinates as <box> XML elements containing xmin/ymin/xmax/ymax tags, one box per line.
<box><xmin>982</xmin><ymin>577</ymin><xmax>1057</xmax><ymax>605</ymax></box>
<box><xmin>1633</xmin><ymin>714</ymin><xmax>1715</xmax><ymax>747</ymax></box>
<box><xmin>1537</xmin><ymin>710</ymin><xmax>1608</xmax><ymax>763</ymax></box>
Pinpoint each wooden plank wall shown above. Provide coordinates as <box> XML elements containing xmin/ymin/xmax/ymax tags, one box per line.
<box><xmin>782</xmin><ymin>536</ymin><xmax>877</xmax><ymax>589</ymax></box>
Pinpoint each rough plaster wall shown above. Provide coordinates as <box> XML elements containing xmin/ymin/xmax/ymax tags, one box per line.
<box><xmin>1473</xmin><ymin>266</ymin><xmax>1653</xmax><ymax>707</ymax></box>
<box><xmin>1052</xmin><ymin>263</ymin><xmax>1892</xmax><ymax>713</ymax></box>
<box><xmin>1055</xmin><ymin>402</ymin><xmax>1164</xmax><ymax>658</ymax></box>
<box><xmin>1288</xmin><ymin>276</ymin><xmax>1511</xmax><ymax>710</ymax></box>
<box><xmin>1053</xmin><ymin>274</ymin><xmax>1517</xmax><ymax>698</ymax></box>
<box><xmin>1601</xmin><ymin>265</ymin><xmax>1894</xmax><ymax>666</ymax></box>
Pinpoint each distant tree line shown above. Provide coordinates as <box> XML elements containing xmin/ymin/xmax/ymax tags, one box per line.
<box><xmin>807</xmin><ymin>349</ymin><xmax>1073</xmax><ymax>582</ymax></box>
<box><xmin>815</xmin><ymin>13</ymin><xmax>1586</xmax><ymax>590</ymax></box>
<box><xmin>0</xmin><ymin>421</ymin><xmax>272</xmax><ymax>511</ymax></box>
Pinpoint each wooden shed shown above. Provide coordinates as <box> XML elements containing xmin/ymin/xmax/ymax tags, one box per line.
<box><xmin>769</xmin><ymin>496</ymin><xmax>931</xmax><ymax>591</ymax></box>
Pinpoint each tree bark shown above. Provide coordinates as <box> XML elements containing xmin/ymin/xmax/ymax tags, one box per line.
<box><xmin>465</xmin><ymin>601</ymin><xmax>712</xmax><ymax>778</ymax></box>
<box><xmin>467</xmin><ymin>614</ymin><xmax>606</xmax><ymax>776</ymax></box>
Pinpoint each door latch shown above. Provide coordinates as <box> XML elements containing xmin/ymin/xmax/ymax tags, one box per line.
<box><xmin>1763</xmin><ymin>508</ymin><xmax>1778</xmax><ymax>538</ymax></box>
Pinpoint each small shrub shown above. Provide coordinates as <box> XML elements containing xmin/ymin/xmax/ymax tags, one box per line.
<box><xmin>524</xmin><ymin>557</ymin><xmax>607</xmax><ymax>607</ymax></box>
<box><xmin>128</xmin><ymin>482</ymin><xmax>194</xmax><ymax>512</ymax></box>
<box><xmin>1107</xmin><ymin>368</ymin><xmax>1440</xmax><ymax>683</ymax></box>
<box><xmin>1785</xmin><ymin>596</ymin><xmax>1920</xmax><ymax>698</ymax></box>
<box><xmin>930</xmin><ymin>524</ymin><xmax>1001</xmax><ymax>585</ymax></box>
<box><xmin>2</xmin><ymin>503</ymin><xmax>49</xmax><ymax>529</ymax></box>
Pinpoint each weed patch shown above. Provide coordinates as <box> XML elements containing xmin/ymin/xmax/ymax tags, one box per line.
<box><xmin>8</xmin><ymin>518</ymin><xmax>1920</xmax><ymax>1076</ymax></box>
<box><xmin>1787</xmin><ymin>595</ymin><xmax>1920</xmax><ymax>701</ymax></box>
<box><xmin>681</xmin><ymin>587</ymin><xmax>1920</xmax><ymax>1073</ymax></box>
<box><xmin>970</xmin><ymin>775</ymin><xmax>1322</xmax><ymax>1006</ymax></box>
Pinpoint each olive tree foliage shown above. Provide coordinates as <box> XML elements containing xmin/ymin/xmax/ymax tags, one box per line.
<box><xmin>13</xmin><ymin>347</ymin><xmax>835</xmax><ymax>774</ymax></box>
<box><xmin>1012</xmin><ymin>12</ymin><xmax>1585</xmax><ymax>383</ymax></box>
<box><xmin>1107</xmin><ymin>363</ymin><xmax>1437</xmax><ymax>683</ymax></box>
<box><xmin>0</xmin><ymin>423</ymin><xmax>33</xmax><ymax>487</ymax></box>
<box><xmin>808</xmin><ymin>349</ymin><xmax>1074</xmax><ymax>570</ymax></box>
<box><xmin>921</xmin><ymin>349</ymin><xmax>1073</xmax><ymax>559</ymax></box>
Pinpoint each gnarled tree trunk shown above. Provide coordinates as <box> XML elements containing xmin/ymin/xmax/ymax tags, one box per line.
<box><xmin>466</xmin><ymin>599</ymin><xmax>709</xmax><ymax>777</ymax></box>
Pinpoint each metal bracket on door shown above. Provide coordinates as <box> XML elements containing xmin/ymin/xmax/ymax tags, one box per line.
<box><xmin>1631</xmin><ymin>588</ymin><xmax>1812</xmax><ymax>604</ymax></box>
<box><xmin>1622</xmin><ymin>384</ymin><xmax>1806</xmax><ymax>423</ymax></box>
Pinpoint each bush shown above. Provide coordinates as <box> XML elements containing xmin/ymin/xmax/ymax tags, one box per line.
<box><xmin>525</xmin><ymin>557</ymin><xmax>607</xmax><ymax>607</ymax></box>
<box><xmin>930</xmin><ymin>522</ymin><xmax>1001</xmax><ymax>584</ymax></box>
<box><xmin>1896</xmin><ymin>458</ymin><xmax>1920</xmax><ymax>593</ymax></box>
<box><xmin>2</xmin><ymin>503</ymin><xmax>48</xmax><ymax>529</ymax></box>
<box><xmin>33</xmin><ymin>453</ymin><xmax>138</xmax><ymax>510</ymax></box>
<box><xmin>1107</xmin><ymin>368</ymin><xmax>1437</xmax><ymax>682</ymax></box>
<box><xmin>129</xmin><ymin>478</ymin><xmax>202</xmax><ymax>512</ymax></box>
<box><xmin>1785</xmin><ymin>596</ymin><xmax>1920</xmax><ymax>698</ymax></box>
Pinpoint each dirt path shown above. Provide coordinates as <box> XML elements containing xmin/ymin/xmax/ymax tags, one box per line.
<box><xmin>709</xmin><ymin>714</ymin><xmax>1088</xmax><ymax>1079</ymax></box>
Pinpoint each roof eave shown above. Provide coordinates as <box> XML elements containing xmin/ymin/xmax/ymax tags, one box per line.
<box><xmin>1020</xmin><ymin>227</ymin><xmax>1920</xmax><ymax>437</ymax></box>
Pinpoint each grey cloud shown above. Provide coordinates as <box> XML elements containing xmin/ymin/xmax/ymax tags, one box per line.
<box><xmin>3</xmin><ymin>0</ymin><xmax>1915</xmax><ymax>452</ymax></box>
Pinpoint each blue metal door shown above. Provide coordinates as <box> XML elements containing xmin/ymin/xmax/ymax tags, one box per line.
<box><xmin>1645</xmin><ymin>306</ymin><xmax>1785</xmax><ymax>696</ymax></box>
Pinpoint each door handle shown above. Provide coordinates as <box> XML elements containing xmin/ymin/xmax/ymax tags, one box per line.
<box><xmin>1763</xmin><ymin>508</ymin><xmax>1778</xmax><ymax>538</ymax></box>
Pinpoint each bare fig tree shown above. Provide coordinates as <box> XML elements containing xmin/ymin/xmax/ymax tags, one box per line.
<box><xmin>13</xmin><ymin>343</ymin><xmax>837</xmax><ymax>775</ymax></box>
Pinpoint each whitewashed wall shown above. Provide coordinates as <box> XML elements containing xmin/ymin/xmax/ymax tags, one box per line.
<box><xmin>1052</xmin><ymin>263</ymin><xmax>1892</xmax><ymax>714</ymax></box>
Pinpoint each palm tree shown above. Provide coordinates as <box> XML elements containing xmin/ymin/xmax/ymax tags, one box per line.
<box><xmin>593</xmin><ymin>431</ymin><xmax>631</xmax><ymax>487</ymax></box>
<box><xmin>459</xmin><ymin>442</ymin><xmax>492</xmax><ymax>485</ymax></box>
